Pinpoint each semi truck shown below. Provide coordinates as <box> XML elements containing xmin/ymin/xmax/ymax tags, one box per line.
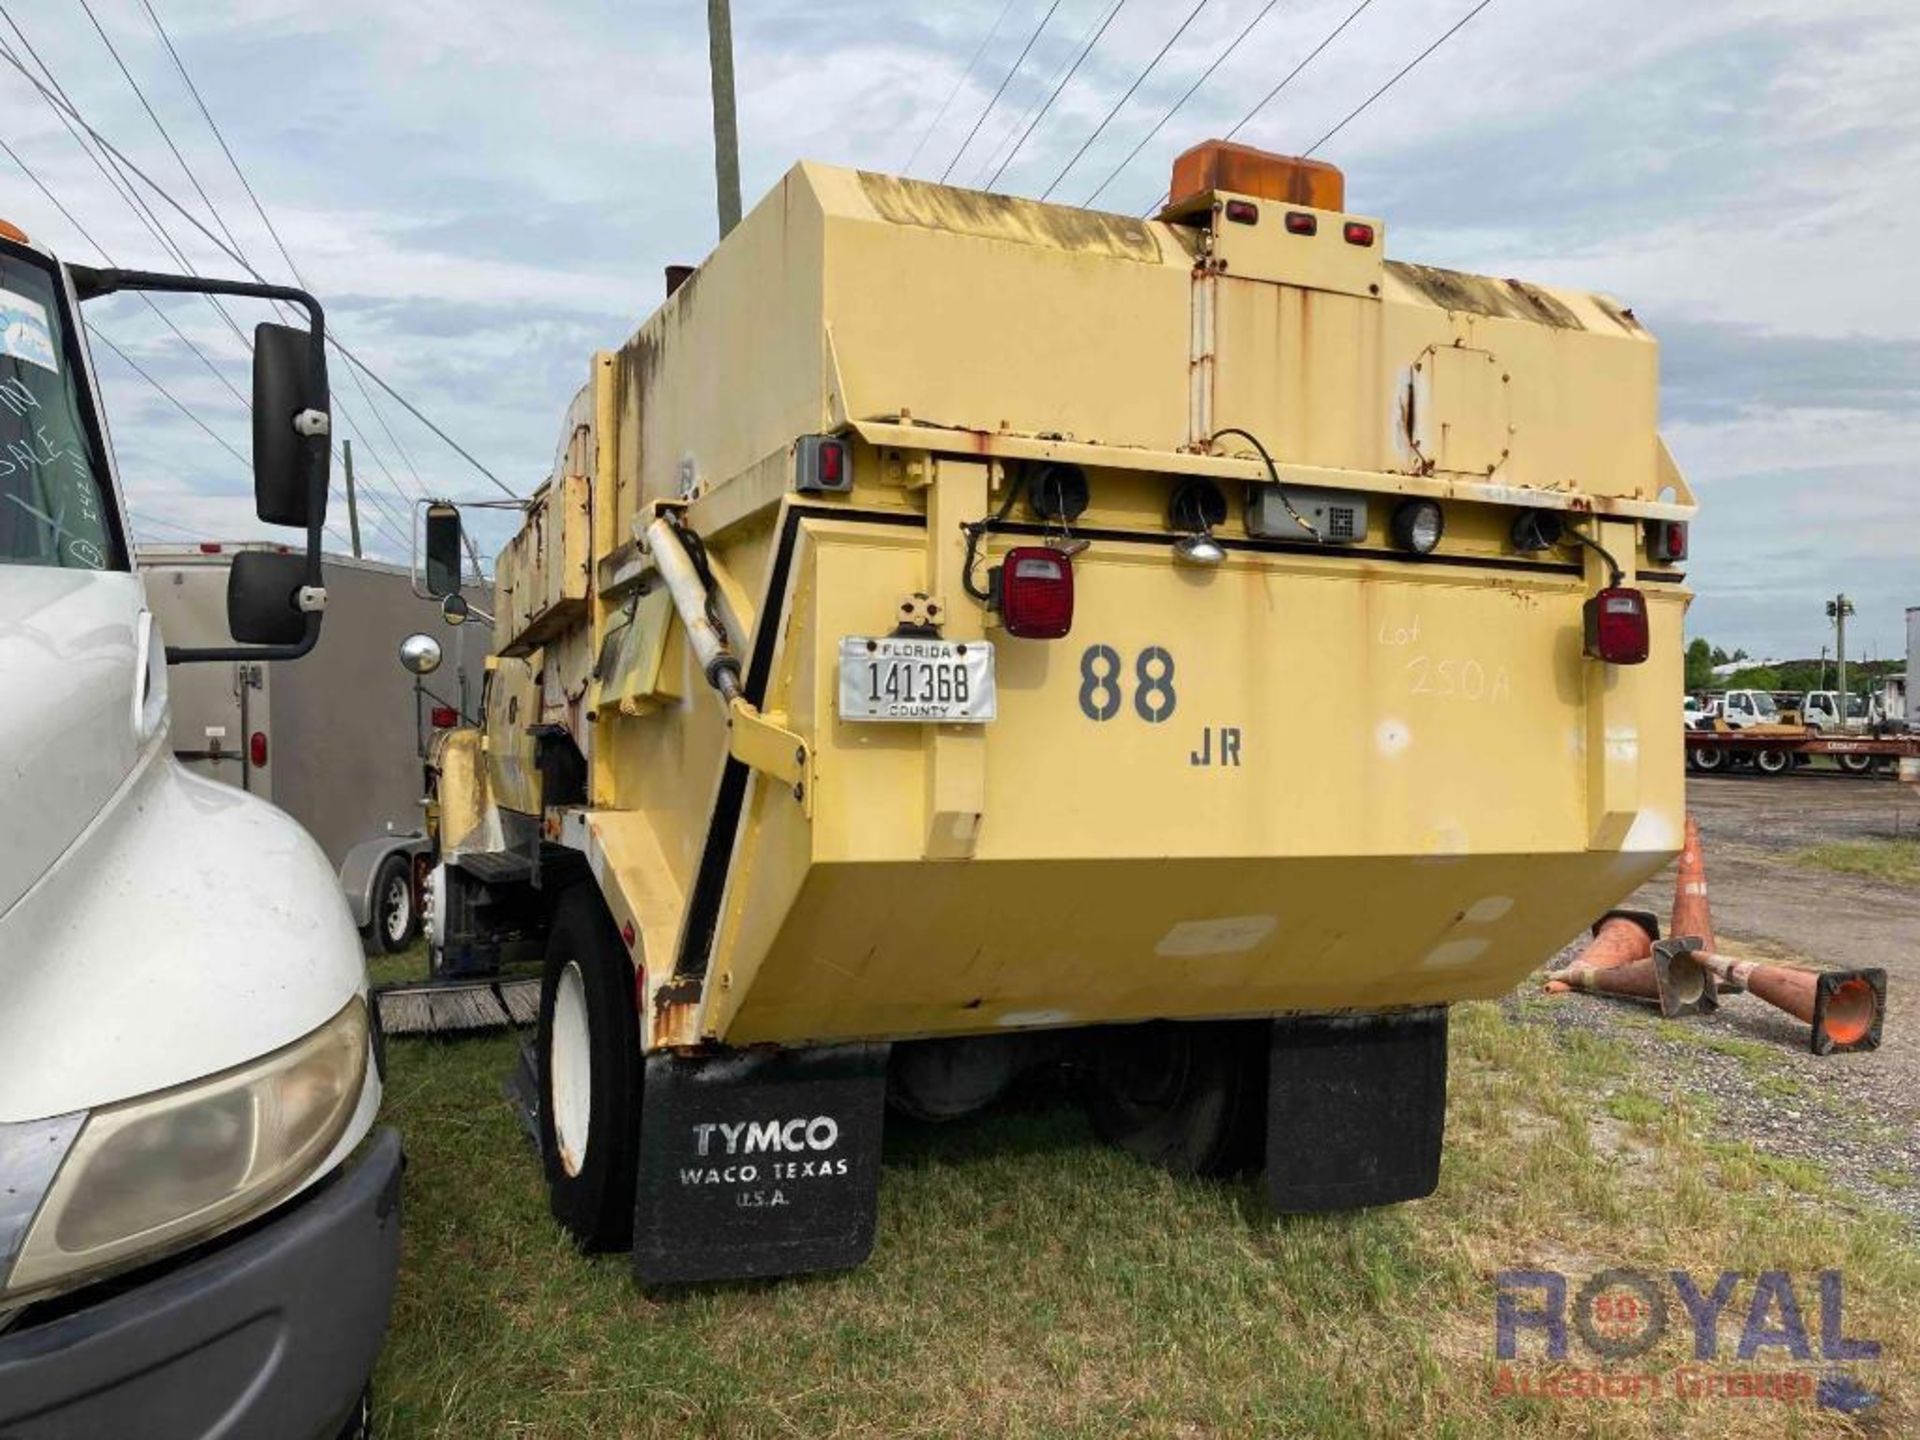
<box><xmin>141</xmin><ymin>544</ymin><xmax>484</xmax><ymax>952</ymax></box>
<box><xmin>0</xmin><ymin>219</ymin><xmax>397</xmax><ymax>1436</ymax></box>
<box><xmin>412</xmin><ymin>141</ymin><xmax>1694</xmax><ymax>1285</ymax></box>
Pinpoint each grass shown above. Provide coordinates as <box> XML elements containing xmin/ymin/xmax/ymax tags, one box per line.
<box><xmin>371</xmin><ymin>1003</ymin><xmax>1920</xmax><ymax>1439</ymax></box>
<box><xmin>1792</xmin><ymin>839</ymin><xmax>1920</xmax><ymax>887</ymax></box>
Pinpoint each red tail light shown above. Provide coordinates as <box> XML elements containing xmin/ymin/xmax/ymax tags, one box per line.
<box><xmin>249</xmin><ymin>730</ymin><xmax>268</xmax><ymax>767</ymax></box>
<box><xmin>1284</xmin><ymin>211</ymin><xmax>1317</xmax><ymax>235</ymax></box>
<box><xmin>1223</xmin><ymin>199</ymin><xmax>1259</xmax><ymax>225</ymax></box>
<box><xmin>431</xmin><ymin>705</ymin><xmax>459</xmax><ymax>728</ymax></box>
<box><xmin>997</xmin><ymin>546</ymin><xmax>1074</xmax><ymax>639</ymax></box>
<box><xmin>1584</xmin><ymin>586</ymin><xmax>1650</xmax><ymax>665</ymax></box>
<box><xmin>199</xmin><ymin>542</ymin><xmax>222</xmax><ymax>554</ymax></box>
<box><xmin>1647</xmin><ymin>519</ymin><xmax>1688</xmax><ymax>564</ymax></box>
<box><xmin>1343</xmin><ymin>221</ymin><xmax>1375</xmax><ymax>247</ymax></box>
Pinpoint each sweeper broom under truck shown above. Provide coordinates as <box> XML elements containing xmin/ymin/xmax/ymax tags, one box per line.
<box><xmin>412</xmin><ymin>142</ymin><xmax>1695</xmax><ymax>1284</ymax></box>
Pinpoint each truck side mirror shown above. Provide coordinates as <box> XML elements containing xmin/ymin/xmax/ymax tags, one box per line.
<box><xmin>252</xmin><ymin>321</ymin><xmax>329</xmax><ymax>528</ymax></box>
<box><xmin>423</xmin><ymin>503</ymin><xmax>463</xmax><ymax>598</ymax></box>
<box><xmin>228</xmin><ymin>550</ymin><xmax>311</xmax><ymax>645</ymax></box>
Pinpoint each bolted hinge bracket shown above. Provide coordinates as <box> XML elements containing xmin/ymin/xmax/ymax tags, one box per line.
<box><xmin>726</xmin><ymin>697</ymin><xmax>814</xmax><ymax>818</ymax></box>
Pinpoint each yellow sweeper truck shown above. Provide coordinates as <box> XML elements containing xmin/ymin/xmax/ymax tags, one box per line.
<box><xmin>406</xmin><ymin>140</ymin><xmax>1694</xmax><ymax>1284</ymax></box>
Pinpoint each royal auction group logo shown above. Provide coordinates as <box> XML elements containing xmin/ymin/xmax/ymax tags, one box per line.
<box><xmin>1492</xmin><ymin>1268</ymin><xmax>1880</xmax><ymax>1413</ymax></box>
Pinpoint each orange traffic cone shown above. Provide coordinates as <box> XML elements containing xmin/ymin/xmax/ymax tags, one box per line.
<box><xmin>1670</xmin><ymin>815</ymin><xmax>1720</xmax><ymax>978</ymax></box>
<box><xmin>1699</xmin><ymin>955</ymin><xmax>1886</xmax><ymax>1055</ymax></box>
<box><xmin>1543</xmin><ymin>910</ymin><xmax>1656</xmax><ymax>994</ymax></box>
<box><xmin>1557</xmin><ymin>937</ymin><xmax>1717</xmax><ymax>1018</ymax></box>
<box><xmin>1578</xmin><ymin>910</ymin><xmax>1660</xmax><ymax>970</ymax></box>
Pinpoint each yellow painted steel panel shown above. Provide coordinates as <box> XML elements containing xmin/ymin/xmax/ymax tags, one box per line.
<box><xmin>698</xmin><ymin>516</ymin><xmax>1686</xmax><ymax>1045</ymax></box>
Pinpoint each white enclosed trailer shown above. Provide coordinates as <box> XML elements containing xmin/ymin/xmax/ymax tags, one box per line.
<box><xmin>139</xmin><ymin>544</ymin><xmax>484</xmax><ymax>951</ymax></box>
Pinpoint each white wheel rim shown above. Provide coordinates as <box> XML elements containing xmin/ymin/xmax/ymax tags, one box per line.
<box><xmin>381</xmin><ymin>873</ymin><xmax>411</xmax><ymax>945</ymax></box>
<box><xmin>551</xmin><ymin>961</ymin><xmax>593</xmax><ymax>1177</ymax></box>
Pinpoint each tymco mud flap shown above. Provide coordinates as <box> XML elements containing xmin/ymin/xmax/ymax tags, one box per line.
<box><xmin>633</xmin><ymin>1042</ymin><xmax>889</xmax><ymax>1285</ymax></box>
<box><xmin>1266</xmin><ymin>1007</ymin><xmax>1448</xmax><ymax>1213</ymax></box>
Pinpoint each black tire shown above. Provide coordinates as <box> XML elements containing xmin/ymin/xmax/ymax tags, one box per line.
<box><xmin>1838</xmin><ymin>752</ymin><xmax>1873</xmax><ymax>774</ymax></box>
<box><xmin>1755</xmin><ymin>748</ymin><xmax>1791</xmax><ymax>775</ymax></box>
<box><xmin>1688</xmin><ymin>745</ymin><xmax>1723</xmax><ymax>773</ymax></box>
<box><xmin>537</xmin><ymin>886</ymin><xmax>642</xmax><ymax>1251</ymax></box>
<box><xmin>369</xmin><ymin>854</ymin><xmax>418</xmax><ymax>954</ymax></box>
<box><xmin>1081</xmin><ymin>1020</ymin><xmax>1268</xmax><ymax>1177</ymax></box>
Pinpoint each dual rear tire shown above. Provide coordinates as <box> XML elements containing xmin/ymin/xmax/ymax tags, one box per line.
<box><xmin>1080</xmin><ymin>1021</ymin><xmax>1268</xmax><ymax>1177</ymax></box>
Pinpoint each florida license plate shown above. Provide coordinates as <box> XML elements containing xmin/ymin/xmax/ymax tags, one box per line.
<box><xmin>837</xmin><ymin>637</ymin><xmax>996</xmax><ymax>723</ymax></box>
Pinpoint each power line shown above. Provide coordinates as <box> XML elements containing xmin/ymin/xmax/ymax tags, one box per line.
<box><xmin>968</xmin><ymin>0</ymin><xmax>1106</xmax><ymax>188</ymax></box>
<box><xmin>1303</xmin><ymin>0</ymin><xmax>1496</xmax><ymax>155</ymax></box>
<box><xmin>0</xmin><ymin>33</ymin><xmax>516</xmax><ymax>503</ymax></box>
<box><xmin>4</xmin><ymin>93</ymin><xmax>411</xmax><ymax>550</ymax></box>
<box><xmin>902</xmin><ymin>0</ymin><xmax>1022</xmax><ymax>175</ymax></box>
<box><xmin>0</xmin><ymin>129</ymin><xmax>254</xmax><ymax>418</ymax></box>
<box><xmin>1225</xmin><ymin>0</ymin><xmax>1375</xmax><ymax>142</ymax></box>
<box><xmin>985</xmin><ymin>0</ymin><xmax>1131</xmax><ymax>192</ymax></box>
<box><xmin>75</xmin><ymin>0</ymin><xmax>248</xmax><ymax>263</ymax></box>
<box><xmin>1082</xmin><ymin>0</ymin><xmax>1285</xmax><ymax>207</ymax></box>
<box><xmin>3</xmin><ymin>113</ymin><xmax>405</xmax><ymax>553</ymax></box>
<box><xmin>1039</xmin><ymin>0</ymin><xmax>1209</xmax><ymax>200</ymax></box>
<box><xmin>61</xmin><ymin>0</ymin><xmax>423</xmax><ymax>539</ymax></box>
<box><xmin>90</xmin><ymin>323</ymin><xmax>392</xmax><ymax>554</ymax></box>
<box><xmin>127</xmin><ymin>509</ymin><xmax>215</xmax><ymax>542</ymax></box>
<box><xmin>0</xmin><ymin>19</ymin><xmax>201</xmax><ymax>280</ymax></box>
<box><xmin>940</xmin><ymin>0</ymin><xmax>1063</xmax><ymax>184</ymax></box>
<box><xmin>138</xmin><ymin>0</ymin><xmax>430</xmax><ymax>502</ymax></box>
<box><xmin>1132</xmin><ymin>0</ymin><xmax>1377</xmax><ymax>217</ymax></box>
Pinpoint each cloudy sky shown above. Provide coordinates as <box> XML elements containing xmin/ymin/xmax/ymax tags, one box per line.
<box><xmin>3</xmin><ymin>0</ymin><xmax>1916</xmax><ymax>661</ymax></box>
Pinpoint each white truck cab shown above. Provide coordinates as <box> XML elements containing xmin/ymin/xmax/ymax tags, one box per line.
<box><xmin>1801</xmin><ymin>689</ymin><xmax>1869</xmax><ymax>732</ymax></box>
<box><xmin>1717</xmin><ymin>688</ymin><xmax>1780</xmax><ymax>729</ymax></box>
<box><xmin>0</xmin><ymin>224</ymin><xmax>399</xmax><ymax>1438</ymax></box>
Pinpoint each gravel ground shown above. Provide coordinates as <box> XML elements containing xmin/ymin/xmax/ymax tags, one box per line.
<box><xmin>1515</xmin><ymin>772</ymin><xmax>1920</xmax><ymax>1227</ymax></box>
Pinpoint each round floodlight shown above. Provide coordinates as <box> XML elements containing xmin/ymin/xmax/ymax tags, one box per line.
<box><xmin>1391</xmin><ymin>499</ymin><xmax>1445</xmax><ymax>555</ymax></box>
<box><xmin>1173</xmin><ymin>532</ymin><xmax>1226</xmax><ymax>566</ymax></box>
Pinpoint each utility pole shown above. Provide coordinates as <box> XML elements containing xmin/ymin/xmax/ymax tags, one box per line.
<box><xmin>1827</xmin><ymin>594</ymin><xmax>1855</xmax><ymax>724</ymax></box>
<box><xmin>343</xmin><ymin>438</ymin><xmax>363</xmax><ymax>558</ymax></box>
<box><xmin>707</xmin><ymin>0</ymin><xmax>742</xmax><ymax>238</ymax></box>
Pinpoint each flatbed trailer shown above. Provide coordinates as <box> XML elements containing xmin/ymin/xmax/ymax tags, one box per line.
<box><xmin>1685</xmin><ymin>726</ymin><xmax>1920</xmax><ymax>776</ymax></box>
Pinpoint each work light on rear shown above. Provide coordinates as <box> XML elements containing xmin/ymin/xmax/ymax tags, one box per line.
<box><xmin>996</xmin><ymin>546</ymin><xmax>1074</xmax><ymax>639</ymax></box>
<box><xmin>1583</xmin><ymin>586</ymin><xmax>1650</xmax><ymax>665</ymax></box>
<box><xmin>1390</xmin><ymin>500</ymin><xmax>1444</xmax><ymax>555</ymax></box>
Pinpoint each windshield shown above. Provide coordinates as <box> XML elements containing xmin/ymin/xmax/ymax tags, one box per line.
<box><xmin>1</xmin><ymin>244</ymin><xmax>117</xmax><ymax>570</ymax></box>
<box><xmin>1752</xmin><ymin>694</ymin><xmax>1778</xmax><ymax>717</ymax></box>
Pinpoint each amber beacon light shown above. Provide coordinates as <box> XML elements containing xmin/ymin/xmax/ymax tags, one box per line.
<box><xmin>1166</xmin><ymin>140</ymin><xmax>1346</xmax><ymax>212</ymax></box>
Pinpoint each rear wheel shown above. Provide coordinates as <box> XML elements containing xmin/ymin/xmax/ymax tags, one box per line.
<box><xmin>1688</xmin><ymin>744</ymin><xmax>1724</xmax><ymax>773</ymax></box>
<box><xmin>537</xmin><ymin>886</ymin><xmax>641</xmax><ymax>1250</ymax></box>
<box><xmin>1755</xmin><ymin>748</ymin><xmax>1791</xmax><ymax>775</ymax></box>
<box><xmin>1081</xmin><ymin>1021</ymin><xmax>1267</xmax><ymax>1177</ymax></box>
<box><xmin>370</xmin><ymin>854</ymin><xmax>417</xmax><ymax>954</ymax></box>
<box><xmin>1838</xmin><ymin>752</ymin><xmax>1874</xmax><ymax>774</ymax></box>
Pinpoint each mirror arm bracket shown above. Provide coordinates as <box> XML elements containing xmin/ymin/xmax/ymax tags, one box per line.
<box><xmin>89</xmin><ymin>267</ymin><xmax>335</xmax><ymax>665</ymax></box>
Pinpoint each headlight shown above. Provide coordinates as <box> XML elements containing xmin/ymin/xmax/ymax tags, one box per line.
<box><xmin>3</xmin><ymin>998</ymin><xmax>367</xmax><ymax>1302</ymax></box>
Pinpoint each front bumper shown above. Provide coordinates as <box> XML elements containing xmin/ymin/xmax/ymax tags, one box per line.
<box><xmin>0</xmin><ymin>1127</ymin><xmax>403</xmax><ymax>1440</ymax></box>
